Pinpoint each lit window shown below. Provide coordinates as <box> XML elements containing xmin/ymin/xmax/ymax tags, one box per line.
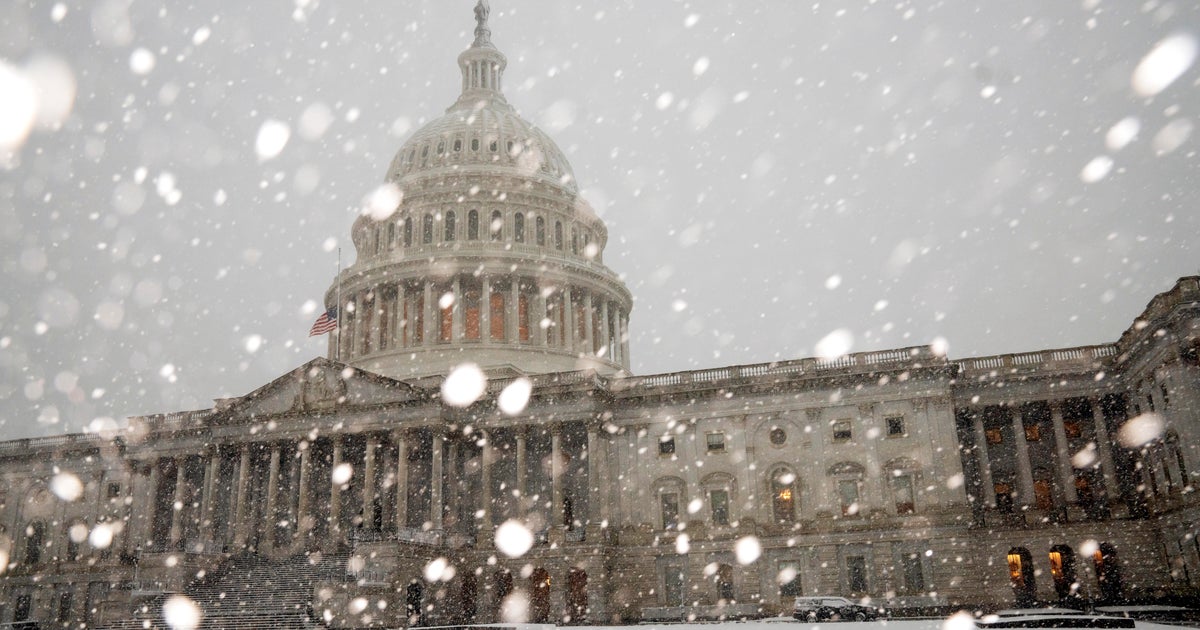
<box><xmin>985</xmin><ymin>428</ymin><xmax>1003</xmax><ymax>444</ymax></box>
<box><xmin>832</xmin><ymin>419</ymin><xmax>852</xmax><ymax>442</ymax></box>
<box><xmin>706</xmin><ymin>432</ymin><xmax>726</xmax><ymax>453</ymax></box>
<box><xmin>1024</xmin><ymin>423</ymin><xmax>1041</xmax><ymax>441</ymax></box>
<box><xmin>1064</xmin><ymin>421</ymin><xmax>1082</xmax><ymax>439</ymax></box>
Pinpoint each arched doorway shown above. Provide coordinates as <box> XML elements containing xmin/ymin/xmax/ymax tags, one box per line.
<box><xmin>459</xmin><ymin>573</ymin><xmax>478</xmax><ymax>623</ymax></box>
<box><xmin>406</xmin><ymin>581</ymin><xmax>425</xmax><ymax>626</ymax></box>
<box><xmin>493</xmin><ymin>570</ymin><xmax>514</xmax><ymax>620</ymax></box>
<box><xmin>567</xmin><ymin>568</ymin><xmax>588</xmax><ymax>623</ymax></box>
<box><xmin>1007</xmin><ymin>547</ymin><xmax>1036</xmax><ymax>607</ymax></box>
<box><xmin>717</xmin><ymin>563</ymin><xmax>736</xmax><ymax>602</ymax></box>
<box><xmin>1094</xmin><ymin>543</ymin><xmax>1123</xmax><ymax>602</ymax></box>
<box><xmin>530</xmin><ymin>568</ymin><xmax>551</xmax><ymax>623</ymax></box>
<box><xmin>1048</xmin><ymin>545</ymin><xmax>1077</xmax><ymax>600</ymax></box>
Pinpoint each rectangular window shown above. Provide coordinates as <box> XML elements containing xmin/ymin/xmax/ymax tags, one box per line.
<box><xmin>892</xmin><ymin>475</ymin><xmax>915</xmax><ymax>514</ymax></box>
<box><xmin>832</xmin><ymin>419</ymin><xmax>852</xmax><ymax>442</ymax></box>
<box><xmin>706</xmin><ymin>432</ymin><xmax>726</xmax><ymax>453</ymax></box>
<box><xmin>1024</xmin><ymin>423</ymin><xmax>1041</xmax><ymax>441</ymax></box>
<box><xmin>985</xmin><ymin>428</ymin><xmax>1003</xmax><ymax>444</ymax></box>
<box><xmin>838</xmin><ymin>479</ymin><xmax>860</xmax><ymax>516</ymax></box>
<box><xmin>58</xmin><ymin>591</ymin><xmax>73</xmax><ymax>622</ymax></box>
<box><xmin>1033</xmin><ymin>478</ymin><xmax>1053</xmax><ymax>510</ymax></box>
<box><xmin>710</xmin><ymin>489</ymin><xmax>730</xmax><ymax>525</ymax></box>
<box><xmin>779</xmin><ymin>562</ymin><xmax>802</xmax><ymax>598</ymax></box>
<box><xmin>886</xmin><ymin>416</ymin><xmax>905</xmax><ymax>437</ymax></box>
<box><xmin>439</xmin><ymin>300</ymin><xmax>453</xmax><ymax>343</ymax></box>
<box><xmin>664</xmin><ymin>565</ymin><xmax>685</xmax><ymax>606</ymax></box>
<box><xmin>661</xmin><ymin>493</ymin><xmax>680</xmax><ymax>529</ymax></box>
<box><xmin>517</xmin><ymin>293</ymin><xmax>530</xmax><ymax>342</ymax></box>
<box><xmin>902</xmin><ymin>554</ymin><xmax>926</xmax><ymax>593</ymax></box>
<box><xmin>463</xmin><ymin>290</ymin><xmax>481</xmax><ymax>341</ymax></box>
<box><xmin>411</xmin><ymin>294</ymin><xmax>424</xmax><ymax>344</ymax></box>
<box><xmin>107</xmin><ymin>483</ymin><xmax>121</xmax><ymax>499</ymax></box>
<box><xmin>994</xmin><ymin>482</ymin><xmax>1014</xmax><ymax>513</ymax></box>
<box><xmin>1064</xmin><ymin>420</ymin><xmax>1082</xmax><ymax>439</ymax></box>
<box><xmin>846</xmin><ymin>555</ymin><xmax>868</xmax><ymax>593</ymax></box>
<box><xmin>659</xmin><ymin>437</ymin><xmax>676</xmax><ymax>455</ymax></box>
<box><xmin>489</xmin><ymin>292</ymin><xmax>506</xmax><ymax>341</ymax></box>
<box><xmin>378</xmin><ymin>298</ymin><xmax>391</xmax><ymax>350</ymax></box>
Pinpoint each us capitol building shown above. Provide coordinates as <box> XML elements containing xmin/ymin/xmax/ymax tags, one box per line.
<box><xmin>3</xmin><ymin>4</ymin><xmax>1199</xmax><ymax>628</ymax></box>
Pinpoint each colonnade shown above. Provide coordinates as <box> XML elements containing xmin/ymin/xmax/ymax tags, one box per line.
<box><xmin>334</xmin><ymin>275</ymin><xmax>630</xmax><ymax>365</ymax></box>
<box><xmin>130</xmin><ymin>422</ymin><xmax>613</xmax><ymax>556</ymax></box>
<box><xmin>964</xmin><ymin>396</ymin><xmax>1124</xmax><ymax>515</ymax></box>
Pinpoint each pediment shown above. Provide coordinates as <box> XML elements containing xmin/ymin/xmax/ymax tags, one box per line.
<box><xmin>216</xmin><ymin>357</ymin><xmax>424</xmax><ymax>421</ymax></box>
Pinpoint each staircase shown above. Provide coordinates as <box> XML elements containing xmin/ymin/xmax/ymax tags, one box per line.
<box><xmin>100</xmin><ymin>551</ymin><xmax>352</xmax><ymax>630</ymax></box>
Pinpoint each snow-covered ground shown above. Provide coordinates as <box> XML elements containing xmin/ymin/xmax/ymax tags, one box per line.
<box><xmin>558</xmin><ymin>619</ymin><xmax>1194</xmax><ymax>630</ymax></box>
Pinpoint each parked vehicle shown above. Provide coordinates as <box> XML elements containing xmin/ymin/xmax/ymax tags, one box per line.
<box><xmin>793</xmin><ymin>596</ymin><xmax>881</xmax><ymax>621</ymax></box>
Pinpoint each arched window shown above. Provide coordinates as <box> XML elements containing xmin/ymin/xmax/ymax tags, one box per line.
<box><xmin>571</xmin><ymin>228</ymin><xmax>579</xmax><ymax>254</ymax></box>
<box><xmin>770</xmin><ymin>466</ymin><xmax>797</xmax><ymax>523</ymax></box>
<box><xmin>489</xmin><ymin>210</ymin><xmax>503</xmax><ymax>241</ymax></box>
<box><xmin>403</xmin><ymin>217</ymin><xmax>413</xmax><ymax>247</ymax></box>
<box><xmin>471</xmin><ymin>138</ymin><xmax>480</xmax><ymax>152</ymax></box>
<box><xmin>1048</xmin><ymin>545</ymin><xmax>1077</xmax><ymax>599</ymax></box>
<box><xmin>514</xmin><ymin>213</ymin><xmax>525</xmax><ymax>243</ymax></box>
<box><xmin>1094</xmin><ymin>543</ymin><xmax>1122</xmax><ymax>602</ymax></box>
<box><xmin>654</xmin><ymin>477</ymin><xmax>687</xmax><ymax>530</ymax></box>
<box><xmin>467</xmin><ymin>210</ymin><xmax>480</xmax><ymax>240</ymax></box>
<box><xmin>535</xmin><ymin>216</ymin><xmax>546</xmax><ymax>246</ymax></box>
<box><xmin>444</xmin><ymin>211</ymin><xmax>456</xmax><ymax>241</ymax></box>
<box><xmin>554</xmin><ymin>221</ymin><xmax>564</xmax><ymax>250</ymax></box>
<box><xmin>422</xmin><ymin>214</ymin><xmax>434</xmax><ymax>244</ymax></box>
<box><xmin>1007</xmin><ymin>547</ymin><xmax>1037</xmax><ymax>607</ymax></box>
<box><xmin>24</xmin><ymin>522</ymin><xmax>45</xmax><ymax>566</ymax></box>
<box><xmin>886</xmin><ymin>457</ymin><xmax>920</xmax><ymax>515</ymax></box>
<box><xmin>463</xmin><ymin>287</ymin><xmax>481</xmax><ymax>341</ymax></box>
<box><xmin>702</xmin><ymin>472</ymin><xmax>736</xmax><ymax>526</ymax></box>
<box><xmin>490</xmin><ymin>290</ymin><xmax>506</xmax><ymax>341</ymax></box>
<box><xmin>387</xmin><ymin>222</ymin><xmax>396</xmax><ymax>249</ymax></box>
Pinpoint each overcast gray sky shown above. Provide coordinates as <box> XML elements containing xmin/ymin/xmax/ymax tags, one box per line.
<box><xmin>1</xmin><ymin>1</ymin><xmax>1197</xmax><ymax>440</ymax></box>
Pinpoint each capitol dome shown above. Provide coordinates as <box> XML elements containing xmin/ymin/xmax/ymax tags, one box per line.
<box><xmin>325</xmin><ymin>1</ymin><xmax>633</xmax><ymax>380</ymax></box>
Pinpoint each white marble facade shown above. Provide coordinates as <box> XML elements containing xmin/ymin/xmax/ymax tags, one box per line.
<box><xmin>2</xmin><ymin>5</ymin><xmax>1199</xmax><ymax>628</ymax></box>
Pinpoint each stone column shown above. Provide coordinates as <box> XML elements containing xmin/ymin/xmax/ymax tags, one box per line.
<box><xmin>1090</xmin><ymin>399</ymin><xmax>1123</xmax><ymax>502</ymax></box>
<box><xmin>423</xmin><ymin>283</ymin><xmax>435</xmax><ymax>346</ymax></box>
<box><xmin>296</xmin><ymin>443</ymin><xmax>312</xmax><ymax>539</ymax></box>
<box><xmin>265</xmin><ymin>444</ymin><xmax>281</xmax><ymax>547</ymax></box>
<box><xmin>516</xmin><ymin>427</ymin><xmax>528</xmax><ymax>515</ymax></box>
<box><xmin>583</xmin><ymin>291</ymin><xmax>595</xmax><ymax>355</ymax></box>
<box><xmin>141</xmin><ymin>462</ymin><xmax>160</xmax><ymax>551</ymax></box>
<box><xmin>1011</xmin><ymin>407</ymin><xmax>1036</xmax><ymax>506</ymax></box>
<box><xmin>394</xmin><ymin>431</ymin><xmax>408</xmax><ymax>529</ymax></box>
<box><xmin>599</xmin><ymin>300</ymin><xmax>611</xmax><ymax>358</ymax></box>
<box><xmin>480</xmin><ymin>430</ymin><xmax>494</xmax><ymax>535</ymax></box>
<box><xmin>481</xmin><ymin>277</ymin><xmax>492</xmax><ymax>343</ymax></box>
<box><xmin>971</xmin><ymin>411</ymin><xmax>995</xmax><ymax>507</ymax></box>
<box><xmin>234</xmin><ymin>445</ymin><xmax>251</xmax><ymax>547</ymax></box>
<box><xmin>535</xmin><ymin>290</ymin><xmax>549</xmax><ymax>347</ymax></box>
<box><xmin>431</xmin><ymin>432</ymin><xmax>444</xmax><ymax>530</ymax></box>
<box><xmin>201</xmin><ymin>451</ymin><xmax>220</xmax><ymax>549</ymax></box>
<box><xmin>396</xmin><ymin>284</ymin><xmax>406</xmax><ymax>347</ymax></box>
<box><xmin>551</xmin><ymin>425</ymin><xmax>565</xmax><ymax>529</ymax></box>
<box><xmin>451</xmin><ymin>276</ymin><xmax>463</xmax><ymax>342</ymax></box>
<box><xmin>330</xmin><ymin>438</ymin><xmax>343</xmax><ymax>535</ymax></box>
<box><xmin>563</xmin><ymin>286</ymin><xmax>575</xmax><ymax>352</ymax></box>
<box><xmin>509</xmin><ymin>281</ymin><xmax>521</xmax><ymax>344</ymax></box>
<box><xmin>169</xmin><ymin>458</ymin><xmax>187</xmax><ymax>548</ymax></box>
<box><xmin>363</xmin><ymin>436</ymin><xmax>377</xmax><ymax>529</ymax></box>
<box><xmin>1051</xmin><ymin>402</ymin><xmax>1078</xmax><ymax>502</ymax></box>
<box><xmin>619</xmin><ymin>313</ymin><xmax>631</xmax><ymax>367</ymax></box>
<box><xmin>586</xmin><ymin>426</ymin><xmax>601</xmax><ymax>528</ymax></box>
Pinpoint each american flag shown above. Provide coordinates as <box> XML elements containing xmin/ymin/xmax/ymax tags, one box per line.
<box><xmin>308</xmin><ymin>307</ymin><xmax>339</xmax><ymax>336</ymax></box>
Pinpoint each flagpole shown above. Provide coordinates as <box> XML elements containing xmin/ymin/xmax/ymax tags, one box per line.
<box><xmin>336</xmin><ymin>247</ymin><xmax>343</xmax><ymax>362</ymax></box>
